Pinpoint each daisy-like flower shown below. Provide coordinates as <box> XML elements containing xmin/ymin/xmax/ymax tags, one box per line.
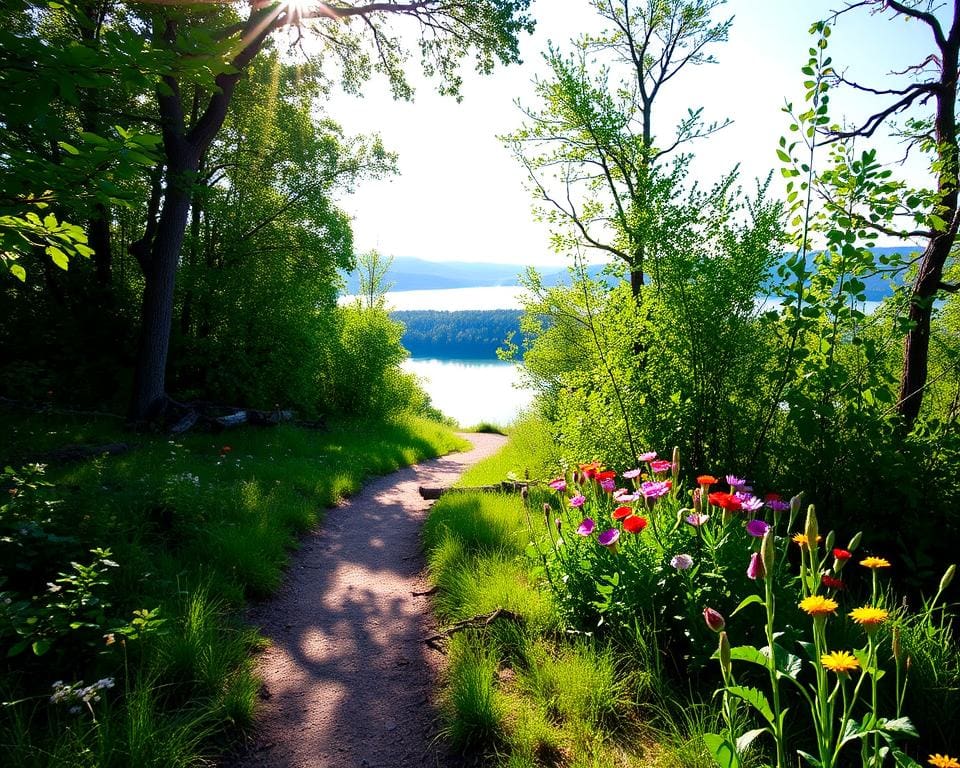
<box><xmin>792</xmin><ymin>532</ymin><xmax>822</xmax><ymax>548</ymax></box>
<box><xmin>598</xmin><ymin>528</ymin><xmax>620</xmax><ymax>552</ymax></box>
<box><xmin>929</xmin><ymin>755</ymin><xmax>960</xmax><ymax>768</ymax></box>
<box><xmin>799</xmin><ymin>595</ymin><xmax>838</xmax><ymax>617</ymax></box>
<box><xmin>641</xmin><ymin>480</ymin><xmax>671</xmax><ymax>499</ymax></box>
<box><xmin>849</xmin><ymin>606</ymin><xmax>889</xmax><ymax>630</ymax></box>
<box><xmin>570</xmin><ymin>495</ymin><xmax>587</xmax><ymax>508</ymax></box>
<box><xmin>860</xmin><ymin>556</ymin><xmax>891</xmax><ymax>569</ymax></box>
<box><xmin>736</xmin><ymin>493</ymin><xmax>764</xmax><ymax>513</ymax></box>
<box><xmin>650</xmin><ymin>459</ymin><xmax>673</xmax><ymax>474</ymax></box>
<box><xmin>638</xmin><ymin>452</ymin><xmax>657</xmax><ymax>463</ymax></box>
<box><xmin>696</xmin><ymin>475</ymin><xmax>717</xmax><ymax>486</ymax></box>
<box><xmin>599</xmin><ymin>478</ymin><xmax>616</xmax><ymax>493</ymax></box>
<box><xmin>576</xmin><ymin>518</ymin><xmax>595</xmax><ymax>536</ymax></box>
<box><xmin>548</xmin><ymin>478</ymin><xmax>567</xmax><ymax>492</ymax></box>
<box><xmin>764</xmin><ymin>493</ymin><xmax>790</xmax><ymax>512</ymax></box>
<box><xmin>821</xmin><ymin>574</ymin><xmax>844</xmax><ymax>590</ymax></box>
<box><xmin>685</xmin><ymin>513</ymin><xmax>710</xmax><ymax>527</ymax></box>
<box><xmin>746</xmin><ymin>519</ymin><xmax>770</xmax><ymax>538</ymax></box>
<box><xmin>821</xmin><ymin>650</ymin><xmax>860</xmax><ymax>674</ymax></box>
<box><xmin>622</xmin><ymin>468</ymin><xmax>643</xmax><ymax>479</ymax></box>
<box><xmin>725</xmin><ymin>474</ymin><xmax>747</xmax><ymax>489</ymax></box>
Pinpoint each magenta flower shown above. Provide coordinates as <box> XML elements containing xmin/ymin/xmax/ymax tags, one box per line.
<box><xmin>765</xmin><ymin>497</ymin><xmax>790</xmax><ymax>512</ymax></box>
<box><xmin>599</xmin><ymin>478</ymin><xmax>616</xmax><ymax>493</ymax></box>
<box><xmin>685</xmin><ymin>513</ymin><xmax>710</xmax><ymax>527</ymax></box>
<box><xmin>641</xmin><ymin>480</ymin><xmax>671</xmax><ymax>499</ymax></box>
<box><xmin>650</xmin><ymin>459</ymin><xmax>673</xmax><ymax>474</ymax></box>
<box><xmin>737</xmin><ymin>494</ymin><xmax>764</xmax><ymax>513</ymax></box>
<box><xmin>622</xmin><ymin>468</ymin><xmax>642</xmax><ymax>479</ymax></box>
<box><xmin>576</xmin><ymin>518</ymin><xmax>595</xmax><ymax>536</ymax></box>
<box><xmin>670</xmin><ymin>553</ymin><xmax>694</xmax><ymax>570</ymax></box>
<box><xmin>614</xmin><ymin>490</ymin><xmax>640</xmax><ymax>502</ymax></box>
<box><xmin>598</xmin><ymin>528</ymin><xmax>620</xmax><ymax>550</ymax></box>
<box><xmin>703</xmin><ymin>607</ymin><xmax>726</xmax><ymax>632</ymax></box>
<box><xmin>548</xmin><ymin>478</ymin><xmax>567</xmax><ymax>492</ymax></box>
<box><xmin>570</xmin><ymin>494</ymin><xmax>586</xmax><ymax>508</ymax></box>
<box><xmin>747</xmin><ymin>552</ymin><xmax>765</xmax><ymax>580</ymax></box>
<box><xmin>746</xmin><ymin>519</ymin><xmax>771</xmax><ymax>538</ymax></box>
<box><xmin>638</xmin><ymin>452</ymin><xmax>657</xmax><ymax>463</ymax></box>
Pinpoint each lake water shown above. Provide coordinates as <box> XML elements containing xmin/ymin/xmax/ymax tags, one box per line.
<box><xmin>402</xmin><ymin>357</ymin><xmax>534</xmax><ymax>427</ymax></box>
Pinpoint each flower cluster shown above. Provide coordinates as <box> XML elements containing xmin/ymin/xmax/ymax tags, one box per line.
<box><xmin>50</xmin><ymin>678</ymin><xmax>115</xmax><ymax>715</ymax></box>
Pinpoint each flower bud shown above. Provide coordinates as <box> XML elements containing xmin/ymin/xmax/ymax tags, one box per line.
<box><xmin>939</xmin><ymin>564</ymin><xmax>956</xmax><ymax>594</ymax></box>
<box><xmin>892</xmin><ymin>625</ymin><xmax>902</xmax><ymax>662</ymax></box>
<box><xmin>672</xmin><ymin>446</ymin><xmax>680</xmax><ymax>482</ymax></box>
<box><xmin>693</xmin><ymin>488</ymin><xmax>702</xmax><ymax>515</ymax></box>
<box><xmin>825</xmin><ymin>530</ymin><xmax>835</xmax><ymax>553</ymax></box>
<box><xmin>747</xmin><ymin>552</ymin><xmax>765</xmax><ymax>581</ymax></box>
<box><xmin>719</xmin><ymin>630</ymin><xmax>732</xmax><ymax>679</ymax></box>
<box><xmin>761</xmin><ymin>528</ymin><xmax>776</xmax><ymax>576</ymax></box>
<box><xmin>789</xmin><ymin>492</ymin><xmax>802</xmax><ymax>521</ymax></box>
<box><xmin>543</xmin><ymin>503</ymin><xmax>552</xmax><ymax>529</ymax></box>
<box><xmin>554</xmin><ymin>517</ymin><xmax>562</xmax><ymax>534</ymax></box>
<box><xmin>848</xmin><ymin>531</ymin><xmax>862</xmax><ymax>551</ymax></box>
<box><xmin>804</xmin><ymin>505</ymin><xmax>819</xmax><ymax>556</ymax></box>
<box><xmin>703</xmin><ymin>607</ymin><xmax>725</xmax><ymax>633</ymax></box>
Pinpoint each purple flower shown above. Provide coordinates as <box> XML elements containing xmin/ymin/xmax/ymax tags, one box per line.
<box><xmin>599</xmin><ymin>478</ymin><xmax>616</xmax><ymax>493</ymax></box>
<box><xmin>597</xmin><ymin>528</ymin><xmax>620</xmax><ymax>549</ymax></box>
<box><xmin>623</xmin><ymin>467</ymin><xmax>643</xmax><ymax>479</ymax></box>
<box><xmin>570</xmin><ymin>494</ymin><xmax>586</xmax><ymax>508</ymax></box>
<box><xmin>638</xmin><ymin>452</ymin><xmax>657</xmax><ymax>463</ymax></box>
<box><xmin>766</xmin><ymin>497</ymin><xmax>790</xmax><ymax>512</ymax></box>
<box><xmin>670</xmin><ymin>553</ymin><xmax>694</xmax><ymax>570</ymax></box>
<box><xmin>576</xmin><ymin>518</ymin><xmax>595</xmax><ymax>536</ymax></box>
<box><xmin>737</xmin><ymin>494</ymin><xmax>765</xmax><ymax>513</ymax></box>
<box><xmin>746</xmin><ymin>519</ymin><xmax>771</xmax><ymax>538</ymax></box>
<box><xmin>641</xmin><ymin>480</ymin><xmax>671</xmax><ymax>499</ymax></box>
<box><xmin>685</xmin><ymin>513</ymin><xmax>710</xmax><ymax>527</ymax></box>
<box><xmin>548</xmin><ymin>478</ymin><xmax>567</xmax><ymax>492</ymax></box>
<box><xmin>747</xmin><ymin>552</ymin><xmax>765</xmax><ymax>580</ymax></box>
<box><xmin>725</xmin><ymin>474</ymin><xmax>747</xmax><ymax>490</ymax></box>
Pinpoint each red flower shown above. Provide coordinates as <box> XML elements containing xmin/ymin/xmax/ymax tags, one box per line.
<box><xmin>697</xmin><ymin>475</ymin><xmax>718</xmax><ymax>486</ymax></box>
<box><xmin>221</xmin><ymin>445</ymin><xmax>232</xmax><ymax>454</ymax></box>
<box><xmin>623</xmin><ymin>515</ymin><xmax>647</xmax><ymax>534</ymax></box>
<box><xmin>650</xmin><ymin>459</ymin><xmax>673</xmax><ymax>474</ymax></box>
<box><xmin>708</xmin><ymin>492</ymin><xmax>742</xmax><ymax>512</ymax></box>
<box><xmin>833</xmin><ymin>548</ymin><xmax>852</xmax><ymax>561</ymax></box>
<box><xmin>612</xmin><ymin>506</ymin><xmax>633</xmax><ymax>520</ymax></box>
<box><xmin>596</xmin><ymin>470</ymin><xmax>617</xmax><ymax>482</ymax></box>
<box><xmin>821</xmin><ymin>574</ymin><xmax>845</xmax><ymax>590</ymax></box>
<box><xmin>579</xmin><ymin>462</ymin><xmax>601</xmax><ymax>479</ymax></box>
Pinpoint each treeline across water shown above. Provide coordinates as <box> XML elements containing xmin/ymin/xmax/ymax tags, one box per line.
<box><xmin>392</xmin><ymin>309</ymin><xmax>522</xmax><ymax>358</ymax></box>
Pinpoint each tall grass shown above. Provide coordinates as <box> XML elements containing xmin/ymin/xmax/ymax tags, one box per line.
<box><xmin>0</xmin><ymin>408</ymin><xmax>465</xmax><ymax>765</ymax></box>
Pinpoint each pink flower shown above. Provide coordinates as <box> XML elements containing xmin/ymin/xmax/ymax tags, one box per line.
<box><xmin>548</xmin><ymin>478</ymin><xmax>567</xmax><ymax>492</ymax></box>
<box><xmin>650</xmin><ymin>459</ymin><xmax>673</xmax><ymax>474</ymax></box>
<box><xmin>746</xmin><ymin>519</ymin><xmax>771</xmax><ymax>538</ymax></box>
<box><xmin>599</xmin><ymin>478</ymin><xmax>616</xmax><ymax>493</ymax></box>
<box><xmin>686</xmin><ymin>513</ymin><xmax>710</xmax><ymax>527</ymax></box>
<box><xmin>638</xmin><ymin>452</ymin><xmax>657</xmax><ymax>463</ymax></box>
<box><xmin>576</xmin><ymin>518</ymin><xmax>595</xmax><ymax>536</ymax></box>
<box><xmin>671</xmin><ymin>553</ymin><xmax>694</xmax><ymax>570</ymax></box>
<box><xmin>622</xmin><ymin>468</ymin><xmax>643</xmax><ymax>479</ymax></box>
<box><xmin>570</xmin><ymin>495</ymin><xmax>586</xmax><ymax>508</ymax></box>
<box><xmin>641</xmin><ymin>480</ymin><xmax>671</xmax><ymax>499</ymax></box>
<box><xmin>737</xmin><ymin>493</ymin><xmax>764</xmax><ymax>513</ymax></box>
<box><xmin>747</xmin><ymin>552</ymin><xmax>765</xmax><ymax>580</ymax></box>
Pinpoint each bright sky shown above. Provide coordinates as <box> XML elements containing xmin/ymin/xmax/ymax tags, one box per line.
<box><xmin>323</xmin><ymin>0</ymin><xmax>937</xmax><ymax>267</ymax></box>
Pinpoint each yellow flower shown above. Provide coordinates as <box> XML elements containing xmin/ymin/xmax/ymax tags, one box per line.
<box><xmin>821</xmin><ymin>650</ymin><xmax>860</xmax><ymax>674</ymax></box>
<box><xmin>792</xmin><ymin>532</ymin><xmax>823</xmax><ymax>548</ymax></box>
<box><xmin>849</xmin><ymin>606</ymin><xmax>889</xmax><ymax>629</ymax></box>
<box><xmin>860</xmin><ymin>556</ymin><xmax>891</xmax><ymax>569</ymax></box>
<box><xmin>799</xmin><ymin>595</ymin><xmax>838</xmax><ymax>617</ymax></box>
<box><xmin>928</xmin><ymin>755</ymin><xmax>960</xmax><ymax>768</ymax></box>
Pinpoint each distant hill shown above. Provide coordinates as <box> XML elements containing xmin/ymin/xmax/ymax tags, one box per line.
<box><xmin>343</xmin><ymin>247</ymin><xmax>918</xmax><ymax>299</ymax></box>
<box><xmin>393</xmin><ymin>309</ymin><xmax>523</xmax><ymax>359</ymax></box>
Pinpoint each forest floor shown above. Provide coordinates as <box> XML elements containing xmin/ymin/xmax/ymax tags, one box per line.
<box><xmin>230</xmin><ymin>432</ymin><xmax>507</xmax><ymax>768</ymax></box>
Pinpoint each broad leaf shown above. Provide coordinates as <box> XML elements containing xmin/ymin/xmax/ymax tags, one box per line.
<box><xmin>703</xmin><ymin>733</ymin><xmax>740</xmax><ymax>768</ymax></box>
<box><xmin>727</xmin><ymin>685</ymin><xmax>775</xmax><ymax>725</ymax></box>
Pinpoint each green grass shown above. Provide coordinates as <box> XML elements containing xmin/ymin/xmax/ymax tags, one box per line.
<box><xmin>0</xmin><ymin>407</ymin><xmax>466</xmax><ymax>766</ymax></box>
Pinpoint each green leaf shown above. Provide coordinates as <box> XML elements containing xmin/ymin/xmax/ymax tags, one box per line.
<box><xmin>727</xmin><ymin>686</ymin><xmax>775</xmax><ymax>725</ymax></box>
<box><xmin>10</xmin><ymin>264</ymin><xmax>26</xmax><ymax>282</ymax></box>
<box><xmin>881</xmin><ymin>717</ymin><xmax>918</xmax><ymax>739</ymax></box>
<box><xmin>731</xmin><ymin>594</ymin><xmax>764</xmax><ymax>616</ymax></box>
<box><xmin>58</xmin><ymin>141</ymin><xmax>80</xmax><ymax>155</ymax></box>
<box><xmin>46</xmin><ymin>245</ymin><xmax>69</xmax><ymax>270</ymax></box>
<box><xmin>735</xmin><ymin>727</ymin><xmax>768</xmax><ymax>753</ymax></box>
<box><xmin>31</xmin><ymin>639</ymin><xmax>52</xmax><ymax>656</ymax></box>
<box><xmin>703</xmin><ymin>733</ymin><xmax>740</xmax><ymax>768</ymax></box>
<box><xmin>728</xmin><ymin>645</ymin><xmax>767</xmax><ymax>667</ymax></box>
<box><xmin>798</xmin><ymin>749</ymin><xmax>823</xmax><ymax>767</ymax></box>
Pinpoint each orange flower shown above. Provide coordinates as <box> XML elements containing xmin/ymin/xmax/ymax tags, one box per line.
<box><xmin>792</xmin><ymin>532</ymin><xmax>822</xmax><ymax>548</ymax></box>
<box><xmin>696</xmin><ymin>475</ymin><xmax>718</xmax><ymax>486</ymax></box>
<box><xmin>612</xmin><ymin>506</ymin><xmax>633</xmax><ymax>520</ymax></box>
<box><xmin>929</xmin><ymin>756</ymin><xmax>960</xmax><ymax>768</ymax></box>
<box><xmin>849</xmin><ymin>606</ymin><xmax>889</xmax><ymax>630</ymax></box>
<box><xmin>821</xmin><ymin>650</ymin><xmax>860</xmax><ymax>674</ymax></box>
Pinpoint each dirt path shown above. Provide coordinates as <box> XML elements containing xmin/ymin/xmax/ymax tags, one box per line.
<box><xmin>231</xmin><ymin>432</ymin><xmax>507</xmax><ymax>768</ymax></box>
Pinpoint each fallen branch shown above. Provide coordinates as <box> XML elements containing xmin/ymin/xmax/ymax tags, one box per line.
<box><xmin>419</xmin><ymin>481</ymin><xmax>538</xmax><ymax>499</ymax></box>
<box><xmin>421</xmin><ymin>607</ymin><xmax>524</xmax><ymax>649</ymax></box>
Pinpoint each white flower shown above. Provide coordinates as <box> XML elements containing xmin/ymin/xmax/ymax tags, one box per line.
<box><xmin>670</xmin><ymin>553</ymin><xmax>694</xmax><ymax>570</ymax></box>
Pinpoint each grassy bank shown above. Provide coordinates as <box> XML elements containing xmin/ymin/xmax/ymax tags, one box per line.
<box><xmin>1</xmin><ymin>408</ymin><xmax>466</xmax><ymax>766</ymax></box>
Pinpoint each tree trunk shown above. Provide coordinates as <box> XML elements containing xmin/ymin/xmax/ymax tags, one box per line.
<box><xmin>88</xmin><ymin>202</ymin><xmax>113</xmax><ymax>285</ymax></box>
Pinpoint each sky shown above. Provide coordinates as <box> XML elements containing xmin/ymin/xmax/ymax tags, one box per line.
<box><xmin>321</xmin><ymin>0</ymin><xmax>938</xmax><ymax>267</ymax></box>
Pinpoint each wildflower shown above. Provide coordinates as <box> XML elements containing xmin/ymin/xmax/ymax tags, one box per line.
<box><xmin>940</xmin><ymin>564</ymin><xmax>956</xmax><ymax>593</ymax></box>
<box><xmin>650</xmin><ymin>459</ymin><xmax>673</xmax><ymax>474</ymax></box>
<box><xmin>570</xmin><ymin>495</ymin><xmax>586</xmax><ymax>508</ymax></box>
<box><xmin>612</xmin><ymin>506</ymin><xmax>633</xmax><ymax>520</ymax></box>
<box><xmin>708</xmin><ymin>492</ymin><xmax>742</xmax><ymax>512</ymax></box>
<box><xmin>598</xmin><ymin>528</ymin><xmax>620</xmax><ymax>553</ymax></box>
<box><xmin>599</xmin><ymin>478</ymin><xmax>616</xmax><ymax>493</ymax></box>
<box><xmin>746</xmin><ymin>552</ymin><xmax>765</xmax><ymax>580</ymax></box>
<box><xmin>737</xmin><ymin>494</ymin><xmax>764</xmax><ymax>513</ymax></box>
<box><xmin>596</xmin><ymin>469</ymin><xmax>617</xmax><ymax>481</ymax></box>
<box><xmin>764</xmin><ymin>493</ymin><xmax>790</xmax><ymax>512</ymax></box>
<box><xmin>703</xmin><ymin>607</ymin><xmax>725</xmax><ymax>632</ymax></box>
<box><xmin>623</xmin><ymin>468</ymin><xmax>643</xmax><ymax>479</ymax></box>
<box><xmin>638</xmin><ymin>452</ymin><xmax>657</xmax><ymax>463</ymax></box>
<box><xmin>685</xmin><ymin>513</ymin><xmax>710</xmax><ymax>527</ymax></box>
<box><xmin>833</xmin><ymin>548</ymin><xmax>852</xmax><ymax>561</ymax></box>
<box><xmin>725</xmin><ymin>474</ymin><xmax>747</xmax><ymax>489</ymax></box>
<box><xmin>792</xmin><ymin>532</ymin><xmax>822</xmax><ymax>548</ymax></box>
<box><xmin>929</xmin><ymin>755</ymin><xmax>960</xmax><ymax>768</ymax></box>
<box><xmin>799</xmin><ymin>595</ymin><xmax>838</xmax><ymax>617</ymax></box>
<box><xmin>579</xmin><ymin>462</ymin><xmax>601</xmax><ymax>479</ymax></box>
<box><xmin>860</xmin><ymin>556</ymin><xmax>891</xmax><ymax>570</ymax></box>
<box><xmin>623</xmin><ymin>515</ymin><xmax>647</xmax><ymax>534</ymax></box>
<box><xmin>849</xmin><ymin>606</ymin><xmax>889</xmax><ymax>630</ymax></box>
<box><xmin>821</xmin><ymin>575</ymin><xmax>844</xmax><ymax>590</ymax></box>
<box><xmin>696</xmin><ymin>475</ymin><xmax>717</xmax><ymax>486</ymax></box>
<box><xmin>614</xmin><ymin>490</ymin><xmax>640</xmax><ymax>502</ymax></box>
<box><xmin>821</xmin><ymin>650</ymin><xmax>860</xmax><ymax>674</ymax></box>
<box><xmin>548</xmin><ymin>478</ymin><xmax>567</xmax><ymax>492</ymax></box>
<box><xmin>671</xmin><ymin>553</ymin><xmax>693</xmax><ymax>570</ymax></box>
<box><xmin>576</xmin><ymin>518</ymin><xmax>595</xmax><ymax>536</ymax></box>
<box><xmin>641</xmin><ymin>480</ymin><xmax>671</xmax><ymax>499</ymax></box>
<box><xmin>745</xmin><ymin>519</ymin><xmax>770</xmax><ymax>538</ymax></box>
